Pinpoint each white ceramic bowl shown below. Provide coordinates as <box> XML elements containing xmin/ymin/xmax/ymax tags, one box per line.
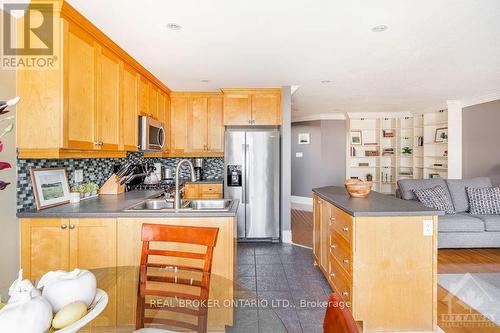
<box><xmin>54</xmin><ymin>289</ymin><xmax>108</xmax><ymax>333</ymax></box>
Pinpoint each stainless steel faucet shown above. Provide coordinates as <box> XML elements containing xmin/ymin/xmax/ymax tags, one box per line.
<box><xmin>174</xmin><ymin>159</ymin><xmax>196</xmax><ymax>210</ymax></box>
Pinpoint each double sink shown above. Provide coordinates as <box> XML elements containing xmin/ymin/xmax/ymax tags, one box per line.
<box><xmin>124</xmin><ymin>193</ymin><xmax>233</xmax><ymax>212</ymax></box>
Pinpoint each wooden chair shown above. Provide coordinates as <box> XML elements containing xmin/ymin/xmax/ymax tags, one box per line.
<box><xmin>136</xmin><ymin>223</ymin><xmax>219</xmax><ymax>333</ymax></box>
<box><xmin>323</xmin><ymin>293</ymin><xmax>360</xmax><ymax>333</ymax></box>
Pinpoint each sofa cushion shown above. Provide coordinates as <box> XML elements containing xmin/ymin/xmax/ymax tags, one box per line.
<box><xmin>413</xmin><ymin>186</ymin><xmax>455</xmax><ymax>214</ymax></box>
<box><xmin>438</xmin><ymin>214</ymin><xmax>485</xmax><ymax>233</ymax></box>
<box><xmin>474</xmin><ymin>215</ymin><xmax>500</xmax><ymax>232</ymax></box>
<box><xmin>446</xmin><ymin>178</ymin><xmax>492</xmax><ymax>213</ymax></box>
<box><xmin>467</xmin><ymin>187</ymin><xmax>500</xmax><ymax>215</ymax></box>
<box><xmin>397</xmin><ymin>178</ymin><xmax>453</xmax><ymax>202</ymax></box>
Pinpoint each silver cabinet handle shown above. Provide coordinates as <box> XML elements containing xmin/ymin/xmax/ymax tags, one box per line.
<box><xmin>69</xmin><ymin>224</ymin><xmax>75</xmax><ymax>230</ymax></box>
<box><xmin>330</xmin><ymin>217</ymin><xmax>336</xmax><ymax>223</ymax></box>
<box><xmin>330</xmin><ymin>244</ymin><xmax>337</xmax><ymax>249</ymax></box>
<box><xmin>329</xmin><ymin>272</ymin><xmax>335</xmax><ymax>277</ymax></box>
<box><xmin>343</xmin><ymin>259</ymin><xmax>349</xmax><ymax>265</ymax></box>
<box><xmin>342</xmin><ymin>227</ymin><xmax>349</xmax><ymax>233</ymax></box>
<box><xmin>61</xmin><ymin>224</ymin><xmax>68</xmax><ymax>229</ymax></box>
<box><xmin>342</xmin><ymin>291</ymin><xmax>349</xmax><ymax>297</ymax></box>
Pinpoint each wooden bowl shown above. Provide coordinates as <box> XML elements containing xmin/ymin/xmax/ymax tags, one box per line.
<box><xmin>344</xmin><ymin>179</ymin><xmax>372</xmax><ymax>198</ymax></box>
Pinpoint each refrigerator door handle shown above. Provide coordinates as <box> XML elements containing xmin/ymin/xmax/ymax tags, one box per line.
<box><xmin>244</xmin><ymin>143</ymin><xmax>250</xmax><ymax>206</ymax></box>
<box><xmin>242</xmin><ymin>143</ymin><xmax>247</xmax><ymax>204</ymax></box>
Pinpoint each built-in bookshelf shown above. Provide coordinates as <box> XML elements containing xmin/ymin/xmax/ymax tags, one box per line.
<box><xmin>347</xmin><ymin>110</ymin><xmax>448</xmax><ymax>195</ymax></box>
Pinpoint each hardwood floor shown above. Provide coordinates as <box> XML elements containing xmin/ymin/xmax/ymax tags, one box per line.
<box><xmin>438</xmin><ymin>248</ymin><xmax>500</xmax><ymax>333</ymax></box>
<box><xmin>291</xmin><ymin>209</ymin><xmax>500</xmax><ymax>332</ymax></box>
<box><xmin>291</xmin><ymin>209</ymin><xmax>313</xmax><ymax>248</ymax></box>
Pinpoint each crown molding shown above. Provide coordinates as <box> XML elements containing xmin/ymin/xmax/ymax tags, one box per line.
<box><xmin>346</xmin><ymin>112</ymin><xmax>414</xmax><ymax>119</ymax></box>
<box><xmin>460</xmin><ymin>91</ymin><xmax>500</xmax><ymax>108</ymax></box>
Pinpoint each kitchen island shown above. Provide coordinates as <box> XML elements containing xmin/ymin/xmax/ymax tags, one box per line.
<box><xmin>313</xmin><ymin>186</ymin><xmax>444</xmax><ymax>333</ymax></box>
<box><xmin>17</xmin><ymin>190</ymin><xmax>238</xmax><ymax>330</ymax></box>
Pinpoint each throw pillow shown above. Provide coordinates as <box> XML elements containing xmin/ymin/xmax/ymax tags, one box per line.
<box><xmin>466</xmin><ymin>187</ymin><xmax>500</xmax><ymax>215</ymax></box>
<box><xmin>413</xmin><ymin>185</ymin><xmax>455</xmax><ymax>214</ymax></box>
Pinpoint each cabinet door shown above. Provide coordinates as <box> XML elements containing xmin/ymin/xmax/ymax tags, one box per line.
<box><xmin>252</xmin><ymin>93</ymin><xmax>281</xmax><ymax>125</ymax></box>
<box><xmin>208</xmin><ymin>96</ymin><xmax>224</xmax><ymax>152</ymax></box>
<box><xmin>223</xmin><ymin>94</ymin><xmax>252</xmax><ymax>125</ymax></box>
<box><xmin>96</xmin><ymin>46</ymin><xmax>121</xmax><ymax>150</ymax></box>
<box><xmin>64</xmin><ymin>23</ymin><xmax>96</xmax><ymax>150</ymax></box>
<box><xmin>149</xmin><ymin>84</ymin><xmax>159</xmax><ymax>119</ymax></box>
<box><xmin>163</xmin><ymin>93</ymin><xmax>171</xmax><ymax>153</ymax></box>
<box><xmin>138</xmin><ymin>76</ymin><xmax>149</xmax><ymax>116</ymax></box>
<box><xmin>170</xmin><ymin>96</ymin><xmax>189</xmax><ymax>153</ymax></box>
<box><xmin>312</xmin><ymin>196</ymin><xmax>321</xmax><ymax>264</ymax></box>
<box><xmin>157</xmin><ymin>90</ymin><xmax>166</xmax><ymax>124</ymax></box>
<box><xmin>320</xmin><ymin>200</ymin><xmax>331</xmax><ymax>271</ymax></box>
<box><xmin>190</xmin><ymin>97</ymin><xmax>208</xmax><ymax>152</ymax></box>
<box><xmin>20</xmin><ymin>219</ymin><xmax>70</xmax><ymax>281</ymax></box>
<box><xmin>121</xmin><ymin>64</ymin><xmax>139</xmax><ymax>151</ymax></box>
<box><xmin>184</xmin><ymin>183</ymin><xmax>200</xmax><ymax>199</ymax></box>
<box><xmin>69</xmin><ymin>219</ymin><xmax>117</xmax><ymax>327</ymax></box>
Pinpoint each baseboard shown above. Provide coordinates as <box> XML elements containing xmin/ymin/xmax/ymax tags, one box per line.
<box><xmin>291</xmin><ymin>196</ymin><xmax>313</xmax><ymax>205</ymax></box>
<box><xmin>282</xmin><ymin>230</ymin><xmax>292</xmax><ymax>244</ymax></box>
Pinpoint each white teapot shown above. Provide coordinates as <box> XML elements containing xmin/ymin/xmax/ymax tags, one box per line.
<box><xmin>37</xmin><ymin>268</ymin><xmax>97</xmax><ymax>312</ymax></box>
<box><xmin>0</xmin><ymin>269</ymin><xmax>53</xmax><ymax>333</ymax></box>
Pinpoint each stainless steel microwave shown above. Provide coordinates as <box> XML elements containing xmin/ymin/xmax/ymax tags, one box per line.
<box><xmin>138</xmin><ymin>116</ymin><xmax>165</xmax><ymax>151</ymax></box>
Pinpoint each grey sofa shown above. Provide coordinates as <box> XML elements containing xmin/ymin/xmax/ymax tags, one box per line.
<box><xmin>397</xmin><ymin>177</ymin><xmax>500</xmax><ymax>249</ymax></box>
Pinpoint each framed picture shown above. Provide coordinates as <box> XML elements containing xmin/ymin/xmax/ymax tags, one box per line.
<box><xmin>435</xmin><ymin>127</ymin><xmax>448</xmax><ymax>143</ymax></box>
<box><xmin>298</xmin><ymin>133</ymin><xmax>310</xmax><ymax>145</ymax></box>
<box><xmin>383</xmin><ymin>129</ymin><xmax>395</xmax><ymax>138</ymax></box>
<box><xmin>350</xmin><ymin>130</ymin><xmax>362</xmax><ymax>145</ymax></box>
<box><xmin>30</xmin><ymin>168</ymin><xmax>71</xmax><ymax>210</ymax></box>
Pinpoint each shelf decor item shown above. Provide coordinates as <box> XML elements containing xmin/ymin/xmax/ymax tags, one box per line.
<box><xmin>402</xmin><ymin>147</ymin><xmax>413</xmax><ymax>155</ymax></box>
<box><xmin>382</xmin><ymin>129</ymin><xmax>395</xmax><ymax>137</ymax></box>
<box><xmin>435</xmin><ymin>127</ymin><xmax>448</xmax><ymax>143</ymax></box>
<box><xmin>30</xmin><ymin>168</ymin><xmax>71</xmax><ymax>210</ymax></box>
<box><xmin>297</xmin><ymin>132</ymin><xmax>310</xmax><ymax>145</ymax></box>
<box><xmin>345</xmin><ymin>179</ymin><xmax>372</xmax><ymax>198</ymax></box>
<box><xmin>350</xmin><ymin>130</ymin><xmax>362</xmax><ymax>145</ymax></box>
<box><xmin>365</xmin><ymin>150</ymin><xmax>379</xmax><ymax>157</ymax></box>
<box><xmin>366</xmin><ymin>173</ymin><xmax>373</xmax><ymax>182</ymax></box>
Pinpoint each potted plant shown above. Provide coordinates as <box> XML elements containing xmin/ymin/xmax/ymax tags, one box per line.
<box><xmin>402</xmin><ymin>147</ymin><xmax>413</xmax><ymax>156</ymax></box>
<box><xmin>366</xmin><ymin>173</ymin><xmax>373</xmax><ymax>182</ymax></box>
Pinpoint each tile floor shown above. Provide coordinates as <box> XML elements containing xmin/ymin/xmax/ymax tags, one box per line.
<box><xmin>228</xmin><ymin>242</ymin><xmax>332</xmax><ymax>333</ymax></box>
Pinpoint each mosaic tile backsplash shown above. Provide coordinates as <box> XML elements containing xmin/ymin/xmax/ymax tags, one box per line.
<box><xmin>17</xmin><ymin>152</ymin><xmax>224</xmax><ymax>212</ymax></box>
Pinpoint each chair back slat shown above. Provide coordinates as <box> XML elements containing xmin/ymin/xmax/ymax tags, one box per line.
<box><xmin>141</xmin><ymin>223</ymin><xmax>219</xmax><ymax>246</ymax></box>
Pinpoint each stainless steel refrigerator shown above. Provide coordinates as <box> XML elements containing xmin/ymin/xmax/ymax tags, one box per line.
<box><xmin>224</xmin><ymin>128</ymin><xmax>280</xmax><ymax>241</ymax></box>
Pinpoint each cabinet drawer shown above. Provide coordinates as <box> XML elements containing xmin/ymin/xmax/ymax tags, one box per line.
<box><xmin>329</xmin><ymin>228</ymin><xmax>352</xmax><ymax>276</ymax></box>
<box><xmin>330</xmin><ymin>206</ymin><xmax>353</xmax><ymax>245</ymax></box>
<box><xmin>200</xmin><ymin>193</ymin><xmax>223</xmax><ymax>199</ymax></box>
<box><xmin>199</xmin><ymin>184</ymin><xmax>222</xmax><ymax>194</ymax></box>
<box><xmin>328</xmin><ymin>254</ymin><xmax>352</xmax><ymax>304</ymax></box>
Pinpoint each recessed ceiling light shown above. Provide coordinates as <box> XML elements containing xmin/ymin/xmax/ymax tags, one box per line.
<box><xmin>371</xmin><ymin>25</ymin><xmax>388</xmax><ymax>32</ymax></box>
<box><xmin>166</xmin><ymin>23</ymin><xmax>182</xmax><ymax>30</ymax></box>
<box><xmin>320</xmin><ymin>80</ymin><xmax>331</xmax><ymax>84</ymax></box>
<box><xmin>201</xmin><ymin>79</ymin><xmax>210</xmax><ymax>83</ymax></box>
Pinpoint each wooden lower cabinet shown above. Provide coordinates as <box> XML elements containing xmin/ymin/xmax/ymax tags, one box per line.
<box><xmin>20</xmin><ymin>216</ymin><xmax>235</xmax><ymax>331</ymax></box>
<box><xmin>184</xmin><ymin>183</ymin><xmax>223</xmax><ymax>199</ymax></box>
<box><xmin>20</xmin><ymin>218</ymin><xmax>117</xmax><ymax>327</ymax></box>
<box><xmin>312</xmin><ymin>194</ymin><xmax>438</xmax><ymax>332</ymax></box>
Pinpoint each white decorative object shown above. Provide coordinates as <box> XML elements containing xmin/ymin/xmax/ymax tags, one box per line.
<box><xmin>297</xmin><ymin>132</ymin><xmax>310</xmax><ymax>145</ymax></box>
<box><xmin>37</xmin><ymin>269</ymin><xmax>97</xmax><ymax>312</ymax></box>
<box><xmin>54</xmin><ymin>289</ymin><xmax>108</xmax><ymax>333</ymax></box>
<box><xmin>69</xmin><ymin>192</ymin><xmax>81</xmax><ymax>204</ymax></box>
<box><xmin>52</xmin><ymin>301</ymin><xmax>87</xmax><ymax>329</ymax></box>
<box><xmin>0</xmin><ymin>270</ymin><xmax>53</xmax><ymax>333</ymax></box>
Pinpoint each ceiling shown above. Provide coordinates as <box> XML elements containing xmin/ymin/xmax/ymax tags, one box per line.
<box><xmin>67</xmin><ymin>0</ymin><xmax>500</xmax><ymax>117</ymax></box>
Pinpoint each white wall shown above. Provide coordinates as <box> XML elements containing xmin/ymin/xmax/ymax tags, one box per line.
<box><xmin>0</xmin><ymin>11</ymin><xmax>20</xmax><ymax>285</ymax></box>
<box><xmin>281</xmin><ymin>86</ymin><xmax>292</xmax><ymax>242</ymax></box>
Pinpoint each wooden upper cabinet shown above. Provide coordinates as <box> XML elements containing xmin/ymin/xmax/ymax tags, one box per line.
<box><xmin>252</xmin><ymin>93</ymin><xmax>281</xmax><ymax>125</ymax></box>
<box><xmin>190</xmin><ymin>97</ymin><xmax>208</xmax><ymax>152</ymax></box>
<box><xmin>222</xmin><ymin>89</ymin><xmax>281</xmax><ymax>126</ymax></box>
<box><xmin>207</xmin><ymin>96</ymin><xmax>224</xmax><ymax>151</ymax></box>
<box><xmin>223</xmin><ymin>93</ymin><xmax>252</xmax><ymax>125</ymax></box>
<box><xmin>121</xmin><ymin>65</ymin><xmax>139</xmax><ymax>151</ymax></box>
<box><xmin>64</xmin><ymin>23</ymin><xmax>96</xmax><ymax>150</ymax></box>
<box><xmin>170</xmin><ymin>96</ymin><xmax>189</xmax><ymax>153</ymax></box>
<box><xmin>96</xmin><ymin>46</ymin><xmax>121</xmax><ymax>150</ymax></box>
<box><xmin>138</xmin><ymin>77</ymin><xmax>149</xmax><ymax>117</ymax></box>
<box><xmin>163</xmin><ymin>93</ymin><xmax>171</xmax><ymax>153</ymax></box>
<box><xmin>149</xmin><ymin>84</ymin><xmax>159</xmax><ymax>119</ymax></box>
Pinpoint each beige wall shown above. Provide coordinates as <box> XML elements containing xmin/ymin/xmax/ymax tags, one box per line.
<box><xmin>0</xmin><ymin>10</ymin><xmax>20</xmax><ymax>286</ymax></box>
<box><xmin>463</xmin><ymin>99</ymin><xmax>500</xmax><ymax>186</ymax></box>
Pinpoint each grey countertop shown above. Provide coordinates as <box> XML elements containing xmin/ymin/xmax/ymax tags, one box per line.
<box><xmin>17</xmin><ymin>190</ymin><xmax>238</xmax><ymax>218</ymax></box>
<box><xmin>313</xmin><ymin>186</ymin><xmax>444</xmax><ymax>217</ymax></box>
